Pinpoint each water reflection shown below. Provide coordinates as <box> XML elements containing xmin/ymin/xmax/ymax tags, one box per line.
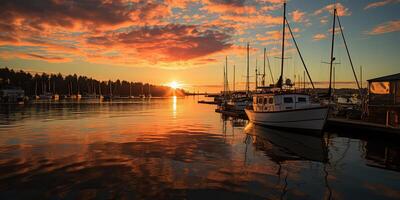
<box><xmin>244</xmin><ymin>123</ymin><xmax>328</xmax><ymax>163</ymax></box>
<box><xmin>0</xmin><ymin>98</ymin><xmax>399</xmax><ymax>199</ymax></box>
<box><xmin>172</xmin><ymin>96</ymin><xmax>177</xmax><ymax>118</ymax></box>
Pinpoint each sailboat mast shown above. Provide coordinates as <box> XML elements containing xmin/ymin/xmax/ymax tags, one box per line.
<box><xmin>246</xmin><ymin>43</ymin><xmax>250</xmax><ymax>95</ymax></box>
<box><xmin>255</xmin><ymin>59</ymin><xmax>258</xmax><ymax>89</ymax></box>
<box><xmin>328</xmin><ymin>8</ymin><xmax>337</xmax><ymax>98</ymax></box>
<box><xmin>360</xmin><ymin>66</ymin><xmax>363</xmax><ymax>89</ymax></box>
<box><xmin>109</xmin><ymin>81</ymin><xmax>112</xmax><ymax>96</ymax></box>
<box><xmin>225</xmin><ymin>56</ymin><xmax>228</xmax><ymax>95</ymax></box>
<box><xmin>263</xmin><ymin>48</ymin><xmax>266</xmax><ymax>87</ymax></box>
<box><xmin>35</xmin><ymin>80</ymin><xmax>37</xmax><ymax>96</ymax></box>
<box><xmin>279</xmin><ymin>2</ymin><xmax>286</xmax><ymax>89</ymax></box>
<box><xmin>233</xmin><ymin>64</ymin><xmax>236</xmax><ymax>92</ymax></box>
<box><xmin>98</xmin><ymin>82</ymin><xmax>101</xmax><ymax>96</ymax></box>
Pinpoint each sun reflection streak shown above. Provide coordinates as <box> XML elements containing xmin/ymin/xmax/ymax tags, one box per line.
<box><xmin>172</xmin><ymin>96</ymin><xmax>177</xmax><ymax>118</ymax></box>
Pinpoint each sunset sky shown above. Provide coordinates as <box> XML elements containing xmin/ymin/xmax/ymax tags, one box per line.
<box><xmin>0</xmin><ymin>0</ymin><xmax>399</xmax><ymax>92</ymax></box>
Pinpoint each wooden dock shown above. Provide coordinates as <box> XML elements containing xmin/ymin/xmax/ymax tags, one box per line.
<box><xmin>327</xmin><ymin>118</ymin><xmax>400</xmax><ymax>135</ymax></box>
<box><xmin>198</xmin><ymin>100</ymin><xmax>218</xmax><ymax>105</ymax></box>
<box><xmin>215</xmin><ymin>108</ymin><xmax>247</xmax><ymax>119</ymax></box>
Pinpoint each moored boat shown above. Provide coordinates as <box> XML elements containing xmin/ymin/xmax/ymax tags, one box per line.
<box><xmin>245</xmin><ymin>93</ymin><xmax>328</xmax><ymax>131</ymax></box>
<box><xmin>245</xmin><ymin>2</ymin><xmax>328</xmax><ymax>132</ymax></box>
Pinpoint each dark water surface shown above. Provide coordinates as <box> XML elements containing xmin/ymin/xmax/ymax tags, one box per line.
<box><xmin>0</xmin><ymin>97</ymin><xmax>399</xmax><ymax>199</ymax></box>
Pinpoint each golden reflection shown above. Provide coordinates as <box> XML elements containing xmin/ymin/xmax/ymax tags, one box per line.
<box><xmin>172</xmin><ymin>96</ymin><xmax>177</xmax><ymax>118</ymax></box>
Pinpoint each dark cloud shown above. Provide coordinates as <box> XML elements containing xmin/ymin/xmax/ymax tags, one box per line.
<box><xmin>0</xmin><ymin>0</ymin><xmax>170</xmax><ymax>31</ymax></box>
<box><xmin>209</xmin><ymin>0</ymin><xmax>246</xmax><ymax>7</ymax></box>
<box><xmin>87</xmin><ymin>24</ymin><xmax>233</xmax><ymax>61</ymax></box>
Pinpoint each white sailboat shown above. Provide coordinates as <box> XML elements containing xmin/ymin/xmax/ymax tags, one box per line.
<box><xmin>244</xmin><ymin>2</ymin><xmax>328</xmax><ymax>132</ymax></box>
<box><xmin>245</xmin><ymin>93</ymin><xmax>328</xmax><ymax>131</ymax></box>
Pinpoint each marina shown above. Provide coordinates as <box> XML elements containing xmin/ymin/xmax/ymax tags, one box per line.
<box><xmin>0</xmin><ymin>0</ymin><xmax>399</xmax><ymax>199</ymax></box>
<box><xmin>0</xmin><ymin>97</ymin><xmax>399</xmax><ymax>199</ymax></box>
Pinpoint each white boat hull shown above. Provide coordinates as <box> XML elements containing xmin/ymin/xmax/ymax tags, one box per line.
<box><xmin>245</xmin><ymin>107</ymin><xmax>329</xmax><ymax>131</ymax></box>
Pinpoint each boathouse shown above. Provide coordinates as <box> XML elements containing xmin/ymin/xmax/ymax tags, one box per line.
<box><xmin>367</xmin><ymin>73</ymin><xmax>400</xmax><ymax>127</ymax></box>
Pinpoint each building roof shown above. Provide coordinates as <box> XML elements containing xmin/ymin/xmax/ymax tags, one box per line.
<box><xmin>368</xmin><ymin>73</ymin><xmax>400</xmax><ymax>82</ymax></box>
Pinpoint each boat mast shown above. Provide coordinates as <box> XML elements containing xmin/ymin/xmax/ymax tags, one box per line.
<box><xmin>255</xmin><ymin>59</ymin><xmax>258</xmax><ymax>89</ymax></box>
<box><xmin>246</xmin><ymin>43</ymin><xmax>250</xmax><ymax>95</ymax></box>
<box><xmin>328</xmin><ymin>7</ymin><xmax>336</xmax><ymax>98</ymax></box>
<box><xmin>263</xmin><ymin>48</ymin><xmax>266</xmax><ymax>87</ymax></box>
<box><xmin>233</xmin><ymin>64</ymin><xmax>236</xmax><ymax>92</ymax></box>
<box><xmin>360</xmin><ymin>66</ymin><xmax>362</xmax><ymax>89</ymax></box>
<box><xmin>225</xmin><ymin>56</ymin><xmax>228</xmax><ymax>95</ymax></box>
<box><xmin>77</xmin><ymin>77</ymin><xmax>80</xmax><ymax>95</ymax></box>
<box><xmin>266</xmin><ymin>49</ymin><xmax>274</xmax><ymax>85</ymax></box>
<box><xmin>130</xmin><ymin>82</ymin><xmax>132</xmax><ymax>97</ymax></box>
<box><xmin>110</xmin><ymin>81</ymin><xmax>113</xmax><ymax>96</ymax></box>
<box><xmin>279</xmin><ymin>2</ymin><xmax>286</xmax><ymax>89</ymax></box>
<box><xmin>148</xmin><ymin>84</ymin><xmax>151</xmax><ymax>97</ymax></box>
<box><xmin>98</xmin><ymin>82</ymin><xmax>102</xmax><ymax>96</ymax></box>
<box><xmin>35</xmin><ymin>80</ymin><xmax>38</xmax><ymax>96</ymax></box>
<box><xmin>223</xmin><ymin>62</ymin><xmax>225</xmax><ymax>98</ymax></box>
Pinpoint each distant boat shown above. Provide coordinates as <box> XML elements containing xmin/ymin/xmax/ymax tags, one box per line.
<box><xmin>39</xmin><ymin>92</ymin><xmax>53</xmax><ymax>100</ymax></box>
<box><xmin>244</xmin><ymin>2</ymin><xmax>328</xmax><ymax>132</ymax></box>
<box><xmin>0</xmin><ymin>87</ymin><xmax>25</xmax><ymax>104</ymax></box>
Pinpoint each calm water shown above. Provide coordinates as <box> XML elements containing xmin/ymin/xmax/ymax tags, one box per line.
<box><xmin>0</xmin><ymin>97</ymin><xmax>399</xmax><ymax>200</ymax></box>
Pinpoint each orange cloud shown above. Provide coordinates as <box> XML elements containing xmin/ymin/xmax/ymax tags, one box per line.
<box><xmin>314</xmin><ymin>3</ymin><xmax>351</xmax><ymax>17</ymax></box>
<box><xmin>313</xmin><ymin>33</ymin><xmax>327</xmax><ymax>41</ymax></box>
<box><xmin>367</xmin><ymin>20</ymin><xmax>400</xmax><ymax>35</ymax></box>
<box><xmin>291</xmin><ymin>10</ymin><xmax>306</xmax><ymax>22</ymax></box>
<box><xmin>0</xmin><ymin>51</ymin><xmax>72</xmax><ymax>63</ymax></box>
<box><xmin>202</xmin><ymin>0</ymin><xmax>257</xmax><ymax>14</ymax></box>
<box><xmin>85</xmin><ymin>24</ymin><xmax>232</xmax><ymax>64</ymax></box>
<box><xmin>364</xmin><ymin>0</ymin><xmax>399</xmax><ymax>10</ymax></box>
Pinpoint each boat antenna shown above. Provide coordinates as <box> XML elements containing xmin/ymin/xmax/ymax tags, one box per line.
<box><xmin>278</xmin><ymin>2</ymin><xmax>286</xmax><ymax>89</ymax></box>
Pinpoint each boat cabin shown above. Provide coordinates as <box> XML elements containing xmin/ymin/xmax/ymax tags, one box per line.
<box><xmin>367</xmin><ymin>73</ymin><xmax>400</xmax><ymax>127</ymax></box>
<box><xmin>253</xmin><ymin>93</ymin><xmax>313</xmax><ymax>112</ymax></box>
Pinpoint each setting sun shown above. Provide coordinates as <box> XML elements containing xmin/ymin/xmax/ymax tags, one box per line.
<box><xmin>168</xmin><ymin>81</ymin><xmax>180</xmax><ymax>89</ymax></box>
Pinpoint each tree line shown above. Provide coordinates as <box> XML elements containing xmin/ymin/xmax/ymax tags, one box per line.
<box><xmin>0</xmin><ymin>68</ymin><xmax>185</xmax><ymax>97</ymax></box>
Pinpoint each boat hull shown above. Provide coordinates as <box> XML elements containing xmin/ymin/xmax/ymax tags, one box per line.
<box><xmin>245</xmin><ymin>106</ymin><xmax>328</xmax><ymax>131</ymax></box>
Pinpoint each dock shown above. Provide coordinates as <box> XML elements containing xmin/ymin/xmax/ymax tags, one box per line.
<box><xmin>327</xmin><ymin>118</ymin><xmax>400</xmax><ymax>135</ymax></box>
<box><xmin>215</xmin><ymin>108</ymin><xmax>247</xmax><ymax>119</ymax></box>
<box><xmin>198</xmin><ymin>100</ymin><xmax>218</xmax><ymax>105</ymax></box>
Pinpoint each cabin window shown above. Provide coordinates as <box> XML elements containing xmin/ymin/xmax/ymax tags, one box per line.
<box><xmin>269</xmin><ymin>98</ymin><xmax>273</xmax><ymax>104</ymax></box>
<box><xmin>298</xmin><ymin>97</ymin><xmax>306</xmax><ymax>102</ymax></box>
<box><xmin>370</xmin><ymin>82</ymin><xmax>390</xmax><ymax>94</ymax></box>
<box><xmin>257</xmin><ymin>97</ymin><xmax>263</xmax><ymax>104</ymax></box>
<box><xmin>283</xmin><ymin>97</ymin><xmax>293</xmax><ymax>103</ymax></box>
<box><xmin>264</xmin><ymin>98</ymin><xmax>268</xmax><ymax>105</ymax></box>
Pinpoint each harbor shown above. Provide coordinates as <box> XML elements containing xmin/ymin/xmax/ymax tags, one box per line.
<box><xmin>0</xmin><ymin>0</ymin><xmax>399</xmax><ymax>199</ymax></box>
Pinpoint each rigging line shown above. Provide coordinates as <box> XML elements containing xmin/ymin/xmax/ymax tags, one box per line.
<box><xmin>278</xmin><ymin>2</ymin><xmax>286</xmax><ymax>89</ymax></box>
<box><xmin>336</xmin><ymin>10</ymin><xmax>362</xmax><ymax>97</ymax></box>
<box><xmin>266</xmin><ymin>49</ymin><xmax>274</xmax><ymax>84</ymax></box>
<box><xmin>285</xmin><ymin>18</ymin><xmax>315</xmax><ymax>89</ymax></box>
